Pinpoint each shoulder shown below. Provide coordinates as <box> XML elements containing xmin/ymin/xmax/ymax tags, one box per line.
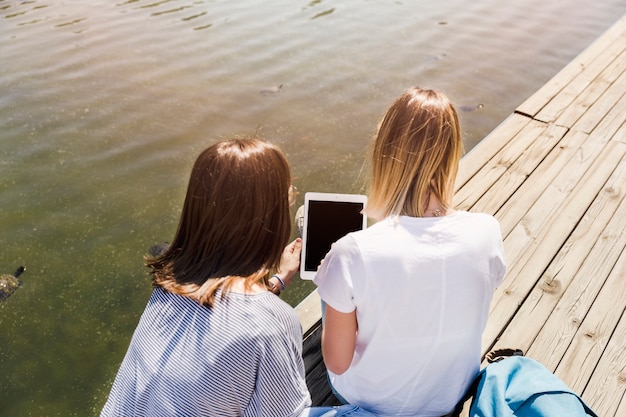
<box><xmin>450</xmin><ymin>211</ymin><xmax>502</xmax><ymax>230</ymax></box>
<box><xmin>452</xmin><ymin>210</ymin><xmax>496</xmax><ymax>221</ymax></box>
<box><xmin>243</xmin><ymin>293</ymin><xmax>302</xmax><ymax>336</ymax></box>
<box><xmin>334</xmin><ymin>219</ymin><xmax>391</xmax><ymax>247</ymax></box>
<box><xmin>228</xmin><ymin>291</ymin><xmax>297</xmax><ymax>317</ymax></box>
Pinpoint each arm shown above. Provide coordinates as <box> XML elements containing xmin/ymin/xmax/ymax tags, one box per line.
<box><xmin>245</xmin><ymin>314</ymin><xmax>311</xmax><ymax>417</ymax></box>
<box><xmin>268</xmin><ymin>238</ymin><xmax>302</xmax><ymax>295</ymax></box>
<box><xmin>321</xmin><ymin>303</ymin><xmax>357</xmax><ymax>375</ymax></box>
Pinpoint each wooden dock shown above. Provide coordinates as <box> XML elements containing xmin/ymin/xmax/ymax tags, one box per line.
<box><xmin>294</xmin><ymin>13</ymin><xmax>626</xmax><ymax>416</ymax></box>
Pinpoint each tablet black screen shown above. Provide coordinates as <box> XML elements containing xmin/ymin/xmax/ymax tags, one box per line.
<box><xmin>304</xmin><ymin>200</ymin><xmax>365</xmax><ymax>272</ymax></box>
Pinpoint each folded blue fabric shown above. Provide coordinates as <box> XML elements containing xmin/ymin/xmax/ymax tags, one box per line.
<box><xmin>469</xmin><ymin>356</ymin><xmax>598</xmax><ymax>417</ymax></box>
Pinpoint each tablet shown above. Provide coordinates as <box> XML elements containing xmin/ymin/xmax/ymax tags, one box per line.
<box><xmin>300</xmin><ymin>192</ymin><xmax>367</xmax><ymax>280</ymax></box>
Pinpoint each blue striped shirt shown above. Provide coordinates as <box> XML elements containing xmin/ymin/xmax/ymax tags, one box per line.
<box><xmin>101</xmin><ymin>287</ymin><xmax>311</xmax><ymax>416</ymax></box>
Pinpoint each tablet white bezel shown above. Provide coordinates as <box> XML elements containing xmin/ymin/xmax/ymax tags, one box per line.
<box><xmin>299</xmin><ymin>192</ymin><xmax>367</xmax><ymax>280</ymax></box>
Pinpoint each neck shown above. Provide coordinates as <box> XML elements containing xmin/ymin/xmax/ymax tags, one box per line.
<box><xmin>426</xmin><ymin>207</ymin><xmax>445</xmax><ymax>217</ymax></box>
<box><xmin>230</xmin><ymin>277</ymin><xmax>267</xmax><ymax>294</ymax></box>
<box><xmin>424</xmin><ymin>192</ymin><xmax>445</xmax><ymax>217</ymax></box>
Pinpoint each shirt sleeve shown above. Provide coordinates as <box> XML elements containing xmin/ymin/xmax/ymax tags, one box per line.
<box><xmin>244</xmin><ymin>309</ymin><xmax>311</xmax><ymax>417</ymax></box>
<box><xmin>313</xmin><ymin>234</ymin><xmax>364</xmax><ymax>314</ymax></box>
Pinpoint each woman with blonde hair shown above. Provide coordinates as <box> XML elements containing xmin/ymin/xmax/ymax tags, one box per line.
<box><xmin>101</xmin><ymin>138</ymin><xmax>376</xmax><ymax>417</ymax></box>
<box><xmin>314</xmin><ymin>87</ymin><xmax>506</xmax><ymax>417</ymax></box>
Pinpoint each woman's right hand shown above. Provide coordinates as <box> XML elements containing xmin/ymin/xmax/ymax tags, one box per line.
<box><xmin>276</xmin><ymin>238</ymin><xmax>302</xmax><ymax>287</ymax></box>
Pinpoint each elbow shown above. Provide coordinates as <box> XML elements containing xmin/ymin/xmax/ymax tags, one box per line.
<box><xmin>324</xmin><ymin>361</ymin><xmax>350</xmax><ymax>375</ymax></box>
<box><xmin>325</xmin><ymin>360</ymin><xmax>350</xmax><ymax>375</ymax></box>
<box><xmin>321</xmin><ymin>347</ymin><xmax>353</xmax><ymax>375</ymax></box>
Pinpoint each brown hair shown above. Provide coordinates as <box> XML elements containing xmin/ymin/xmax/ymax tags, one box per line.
<box><xmin>146</xmin><ymin>138</ymin><xmax>292</xmax><ymax>306</ymax></box>
<box><xmin>365</xmin><ymin>87</ymin><xmax>463</xmax><ymax>220</ymax></box>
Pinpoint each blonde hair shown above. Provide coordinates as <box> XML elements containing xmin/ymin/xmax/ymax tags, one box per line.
<box><xmin>146</xmin><ymin>138</ymin><xmax>292</xmax><ymax>307</ymax></box>
<box><xmin>365</xmin><ymin>87</ymin><xmax>463</xmax><ymax>220</ymax></box>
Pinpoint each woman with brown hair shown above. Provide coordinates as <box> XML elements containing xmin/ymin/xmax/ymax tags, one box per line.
<box><xmin>101</xmin><ymin>138</ymin><xmax>375</xmax><ymax>417</ymax></box>
<box><xmin>314</xmin><ymin>87</ymin><xmax>507</xmax><ymax>417</ymax></box>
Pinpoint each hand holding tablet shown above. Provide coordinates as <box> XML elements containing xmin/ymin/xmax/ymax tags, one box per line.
<box><xmin>299</xmin><ymin>192</ymin><xmax>367</xmax><ymax>280</ymax></box>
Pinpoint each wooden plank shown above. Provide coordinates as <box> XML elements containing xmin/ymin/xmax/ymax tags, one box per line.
<box><xmin>555</xmin><ymin>48</ymin><xmax>626</xmax><ymax>128</ymax></box>
<box><xmin>484</xmin><ymin>150</ymin><xmax>626</xmax><ymax>361</ymax></box>
<box><xmin>482</xmin><ymin>140</ymin><xmax>626</xmax><ymax>355</ymax></box>
<box><xmin>491</xmin><ymin>137</ymin><xmax>625</xmax><ymax>294</ymax></box>
<box><xmin>494</xmin><ymin>88</ymin><xmax>626</xmax><ymax>238</ymax></box>
<box><xmin>302</xmin><ymin>325</ymin><xmax>341</xmax><ymax>406</ymax></box>
<box><xmin>494</xmin><ymin>129</ymin><xmax>587</xmax><ymax>237</ymax></box>
<box><xmin>572</xmin><ymin>66</ymin><xmax>626</xmax><ymax>134</ymax></box>
<box><xmin>517</xmin><ymin>15</ymin><xmax>626</xmax><ymax>117</ymax></box>
<box><xmin>454</xmin><ymin>113</ymin><xmax>530</xmax><ymax>190</ymax></box>
<box><xmin>524</xmin><ymin>156</ymin><xmax>626</xmax><ymax>368</ymax></box>
<box><xmin>493</xmin><ymin>111</ymin><xmax>626</xmax><ymax>271</ymax></box>
<box><xmin>614</xmin><ymin>395</ymin><xmax>626</xmax><ymax>417</ymax></box>
<box><xmin>554</xmin><ymin>244</ymin><xmax>626</xmax><ymax>395</ymax></box>
<box><xmin>295</xmin><ymin>288</ymin><xmax>322</xmax><ymax>336</ymax></box>
<box><xmin>454</xmin><ymin>119</ymin><xmax>549</xmax><ymax>211</ymax></box>
<box><xmin>581</xmin><ymin>309</ymin><xmax>626</xmax><ymax>417</ymax></box>
<box><xmin>495</xmin><ymin>134</ymin><xmax>619</xmax><ymax>273</ymax></box>
<box><xmin>297</xmin><ymin>290</ymin><xmax>339</xmax><ymax>406</ymax></box>
<box><xmin>579</xmin><ymin>86</ymin><xmax>626</xmax><ymax>143</ymax></box>
<box><xmin>469</xmin><ymin>123</ymin><xmax>567</xmax><ymax>216</ymax></box>
<box><xmin>534</xmin><ymin>34</ymin><xmax>626</xmax><ymax>124</ymax></box>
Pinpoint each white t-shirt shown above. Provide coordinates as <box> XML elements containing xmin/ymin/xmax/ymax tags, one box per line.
<box><xmin>313</xmin><ymin>211</ymin><xmax>506</xmax><ymax>417</ymax></box>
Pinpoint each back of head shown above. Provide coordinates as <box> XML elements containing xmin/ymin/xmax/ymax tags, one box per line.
<box><xmin>365</xmin><ymin>87</ymin><xmax>463</xmax><ymax>220</ymax></box>
<box><xmin>148</xmin><ymin>138</ymin><xmax>292</xmax><ymax>304</ymax></box>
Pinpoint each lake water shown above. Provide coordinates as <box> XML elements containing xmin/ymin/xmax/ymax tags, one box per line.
<box><xmin>1</xmin><ymin>0</ymin><xmax>624</xmax><ymax>415</ymax></box>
